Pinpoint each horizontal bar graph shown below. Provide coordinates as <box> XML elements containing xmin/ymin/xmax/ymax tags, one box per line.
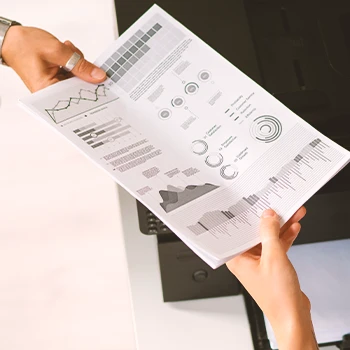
<box><xmin>74</xmin><ymin>117</ymin><xmax>131</xmax><ymax>149</ymax></box>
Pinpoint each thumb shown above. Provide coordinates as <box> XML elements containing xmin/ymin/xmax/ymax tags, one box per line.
<box><xmin>55</xmin><ymin>40</ymin><xmax>106</xmax><ymax>83</ymax></box>
<box><xmin>260</xmin><ymin>209</ymin><xmax>284</xmax><ymax>261</ymax></box>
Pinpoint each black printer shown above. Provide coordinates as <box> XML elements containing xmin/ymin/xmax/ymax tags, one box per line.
<box><xmin>114</xmin><ymin>0</ymin><xmax>350</xmax><ymax>348</ymax></box>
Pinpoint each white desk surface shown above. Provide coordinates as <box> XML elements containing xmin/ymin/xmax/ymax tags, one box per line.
<box><xmin>0</xmin><ymin>1</ymin><xmax>339</xmax><ymax>349</ymax></box>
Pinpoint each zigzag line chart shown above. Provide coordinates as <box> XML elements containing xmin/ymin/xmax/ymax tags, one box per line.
<box><xmin>44</xmin><ymin>84</ymin><xmax>118</xmax><ymax>124</ymax></box>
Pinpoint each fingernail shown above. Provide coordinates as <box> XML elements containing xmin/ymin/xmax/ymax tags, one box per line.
<box><xmin>91</xmin><ymin>68</ymin><xmax>106</xmax><ymax>79</ymax></box>
<box><xmin>262</xmin><ymin>209</ymin><xmax>275</xmax><ymax>218</ymax></box>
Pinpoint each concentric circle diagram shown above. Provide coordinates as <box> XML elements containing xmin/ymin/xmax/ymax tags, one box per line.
<box><xmin>250</xmin><ymin>115</ymin><xmax>282</xmax><ymax>143</ymax></box>
<box><xmin>220</xmin><ymin>164</ymin><xmax>239</xmax><ymax>180</ymax></box>
<box><xmin>198</xmin><ymin>70</ymin><xmax>211</xmax><ymax>82</ymax></box>
<box><xmin>171</xmin><ymin>96</ymin><xmax>185</xmax><ymax>108</ymax></box>
<box><xmin>191</xmin><ymin>140</ymin><xmax>208</xmax><ymax>155</ymax></box>
<box><xmin>205</xmin><ymin>153</ymin><xmax>224</xmax><ymax>168</ymax></box>
<box><xmin>158</xmin><ymin>108</ymin><xmax>172</xmax><ymax>120</ymax></box>
<box><xmin>185</xmin><ymin>82</ymin><xmax>199</xmax><ymax>95</ymax></box>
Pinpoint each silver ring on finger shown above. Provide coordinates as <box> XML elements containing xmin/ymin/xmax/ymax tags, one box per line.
<box><xmin>63</xmin><ymin>52</ymin><xmax>81</xmax><ymax>72</ymax></box>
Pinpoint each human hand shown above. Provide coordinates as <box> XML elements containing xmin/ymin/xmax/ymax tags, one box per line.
<box><xmin>227</xmin><ymin>207</ymin><xmax>318</xmax><ymax>350</ymax></box>
<box><xmin>2</xmin><ymin>26</ymin><xmax>106</xmax><ymax>92</ymax></box>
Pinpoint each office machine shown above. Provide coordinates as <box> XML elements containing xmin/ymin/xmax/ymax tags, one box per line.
<box><xmin>114</xmin><ymin>0</ymin><xmax>350</xmax><ymax>348</ymax></box>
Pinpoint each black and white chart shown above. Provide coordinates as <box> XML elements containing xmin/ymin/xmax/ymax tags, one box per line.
<box><xmin>175</xmin><ymin>124</ymin><xmax>347</xmax><ymax>259</ymax></box>
<box><xmin>159</xmin><ymin>183</ymin><xmax>219</xmax><ymax>213</ymax></box>
<box><xmin>41</xmin><ymin>84</ymin><xmax>118</xmax><ymax>124</ymax></box>
<box><xmin>73</xmin><ymin>117</ymin><xmax>130</xmax><ymax>149</ymax></box>
<box><xmin>100</xmin><ymin>14</ymin><xmax>185</xmax><ymax>93</ymax></box>
<box><xmin>189</xmin><ymin>138</ymin><xmax>340</xmax><ymax>236</ymax></box>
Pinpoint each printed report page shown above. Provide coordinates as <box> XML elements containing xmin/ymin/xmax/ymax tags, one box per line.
<box><xmin>20</xmin><ymin>5</ymin><xmax>350</xmax><ymax>268</ymax></box>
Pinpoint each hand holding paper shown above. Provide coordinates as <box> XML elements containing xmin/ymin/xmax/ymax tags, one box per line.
<box><xmin>227</xmin><ymin>207</ymin><xmax>318</xmax><ymax>350</ymax></box>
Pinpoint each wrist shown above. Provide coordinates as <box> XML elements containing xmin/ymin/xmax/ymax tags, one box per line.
<box><xmin>0</xmin><ymin>19</ymin><xmax>22</xmax><ymax>66</ymax></box>
<box><xmin>271</xmin><ymin>311</ymin><xmax>318</xmax><ymax>350</ymax></box>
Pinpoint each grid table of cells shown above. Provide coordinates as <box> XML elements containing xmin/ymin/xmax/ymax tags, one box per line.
<box><xmin>100</xmin><ymin>15</ymin><xmax>185</xmax><ymax>93</ymax></box>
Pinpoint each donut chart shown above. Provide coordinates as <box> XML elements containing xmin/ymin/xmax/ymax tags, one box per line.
<box><xmin>205</xmin><ymin>153</ymin><xmax>224</xmax><ymax>167</ymax></box>
<box><xmin>171</xmin><ymin>96</ymin><xmax>185</xmax><ymax>108</ymax></box>
<box><xmin>220</xmin><ymin>164</ymin><xmax>239</xmax><ymax>180</ymax></box>
<box><xmin>250</xmin><ymin>115</ymin><xmax>282</xmax><ymax>143</ymax></box>
<box><xmin>191</xmin><ymin>140</ymin><xmax>209</xmax><ymax>155</ymax></box>
<box><xmin>185</xmin><ymin>82</ymin><xmax>199</xmax><ymax>95</ymax></box>
<box><xmin>158</xmin><ymin>108</ymin><xmax>172</xmax><ymax>120</ymax></box>
<box><xmin>198</xmin><ymin>70</ymin><xmax>211</xmax><ymax>82</ymax></box>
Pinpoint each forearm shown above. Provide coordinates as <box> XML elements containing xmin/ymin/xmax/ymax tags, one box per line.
<box><xmin>271</xmin><ymin>313</ymin><xmax>319</xmax><ymax>350</ymax></box>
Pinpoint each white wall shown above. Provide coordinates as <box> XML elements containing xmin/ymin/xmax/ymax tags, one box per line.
<box><xmin>0</xmin><ymin>1</ymin><xmax>136</xmax><ymax>349</ymax></box>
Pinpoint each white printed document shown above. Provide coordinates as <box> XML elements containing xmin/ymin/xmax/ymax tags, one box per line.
<box><xmin>19</xmin><ymin>5</ymin><xmax>350</xmax><ymax>268</ymax></box>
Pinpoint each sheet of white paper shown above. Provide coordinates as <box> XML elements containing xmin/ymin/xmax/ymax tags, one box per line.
<box><xmin>19</xmin><ymin>5</ymin><xmax>350</xmax><ymax>268</ymax></box>
<box><xmin>265</xmin><ymin>239</ymin><xmax>350</xmax><ymax>348</ymax></box>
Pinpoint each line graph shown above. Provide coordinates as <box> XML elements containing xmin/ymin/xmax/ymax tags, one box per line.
<box><xmin>43</xmin><ymin>84</ymin><xmax>118</xmax><ymax>124</ymax></box>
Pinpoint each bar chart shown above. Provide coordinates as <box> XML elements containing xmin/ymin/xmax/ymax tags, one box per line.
<box><xmin>73</xmin><ymin>117</ymin><xmax>131</xmax><ymax>149</ymax></box>
<box><xmin>187</xmin><ymin>129</ymin><xmax>345</xmax><ymax>238</ymax></box>
<box><xmin>100</xmin><ymin>14</ymin><xmax>185</xmax><ymax>93</ymax></box>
